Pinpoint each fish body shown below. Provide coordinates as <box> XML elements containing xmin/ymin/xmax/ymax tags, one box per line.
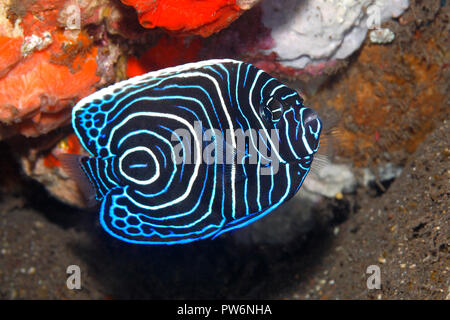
<box><xmin>71</xmin><ymin>59</ymin><xmax>322</xmax><ymax>244</ymax></box>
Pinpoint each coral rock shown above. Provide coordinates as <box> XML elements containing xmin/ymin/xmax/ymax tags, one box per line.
<box><xmin>20</xmin><ymin>133</ymin><xmax>90</xmax><ymax>208</ymax></box>
<box><xmin>120</xmin><ymin>0</ymin><xmax>259</xmax><ymax>37</ymax></box>
<box><xmin>127</xmin><ymin>35</ymin><xmax>202</xmax><ymax>77</ymax></box>
<box><xmin>124</xmin><ymin>0</ymin><xmax>409</xmax><ymax>81</ymax></box>
<box><xmin>0</xmin><ymin>36</ymin><xmax>22</xmax><ymax>77</ymax></box>
<box><xmin>0</xmin><ymin>0</ymin><xmax>136</xmax><ymax>139</ymax></box>
<box><xmin>0</xmin><ymin>31</ymin><xmax>100</xmax><ymax>138</ymax></box>
<box><xmin>260</xmin><ymin>0</ymin><xmax>409</xmax><ymax>69</ymax></box>
<box><xmin>309</xmin><ymin>38</ymin><xmax>447</xmax><ymax>166</ymax></box>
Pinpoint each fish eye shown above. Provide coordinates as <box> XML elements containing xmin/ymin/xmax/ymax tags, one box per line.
<box><xmin>260</xmin><ymin>98</ymin><xmax>284</xmax><ymax>123</ymax></box>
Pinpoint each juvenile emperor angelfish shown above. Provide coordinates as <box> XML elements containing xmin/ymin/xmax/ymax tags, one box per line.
<box><xmin>69</xmin><ymin>59</ymin><xmax>322</xmax><ymax>244</ymax></box>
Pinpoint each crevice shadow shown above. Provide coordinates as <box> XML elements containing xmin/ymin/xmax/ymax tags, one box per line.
<box><xmin>67</xmin><ymin>206</ymin><xmax>339</xmax><ymax>299</ymax></box>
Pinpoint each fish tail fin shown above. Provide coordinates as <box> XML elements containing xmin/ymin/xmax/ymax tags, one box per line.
<box><xmin>58</xmin><ymin>153</ymin><xmax>99</xmax><ymax>208</ymax></box>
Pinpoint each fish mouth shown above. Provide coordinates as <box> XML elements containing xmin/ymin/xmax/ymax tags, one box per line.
<box><xmin>302</xmin><ymin>108</ymin><xmax>319</xmax><ymax>127</ymax></box>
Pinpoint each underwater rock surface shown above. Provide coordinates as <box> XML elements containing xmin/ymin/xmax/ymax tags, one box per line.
<box><xmin>120</xmin><ymin>0</ymin><xmax>261</xmax><ymax>37</ymax></box>
<box><xmin>0</xmin><ymin>0</ymin><xmax>133</xmax><ymax>138</ymax></box>
<box><xmin>124</xmin><ymin>0</ymin><xmax>411</xmax><ymax>81</ymax></box>
<box><xmin>19</xmin><ymin>133</ymin><xmax>90</xmax><ymax>208</ymax></box>
<box><xmin>260</xmin><ymin>0</ymin><xmax>409</xmax><ymax>69</ymax></box>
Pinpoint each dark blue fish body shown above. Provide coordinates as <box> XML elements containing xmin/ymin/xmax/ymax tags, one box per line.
<box><xmin>71</xmin><ymin>59</ymin><xmax>322</xmax><ymax>244</ymax></box>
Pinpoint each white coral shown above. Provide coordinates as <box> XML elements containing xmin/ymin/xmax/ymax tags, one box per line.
<box><xmin>261</xmin><ymin>0</ymin><xmax>409</xmax><ymax>68</ymax></box>
<box><xmin>20</xmin><ymin>32</ymin><xmax>53</xmax><ymax>57</ymax></box>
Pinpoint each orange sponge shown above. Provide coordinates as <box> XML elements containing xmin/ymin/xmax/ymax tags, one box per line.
<box><xmin>121</xmin><ymin>0</ymin><xmax>244</xmax><ymax>37</ymax></box>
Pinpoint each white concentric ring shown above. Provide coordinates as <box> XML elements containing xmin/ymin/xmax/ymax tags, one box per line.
<box><xmin>109</xmin><ymin>110</ymin><xmax>201</xmax><ymax>210</ymax></box>
<box><xmin>118</xmin><ymin>146</ymin><xmax>160</xmax><ymax>185</ymax></box>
